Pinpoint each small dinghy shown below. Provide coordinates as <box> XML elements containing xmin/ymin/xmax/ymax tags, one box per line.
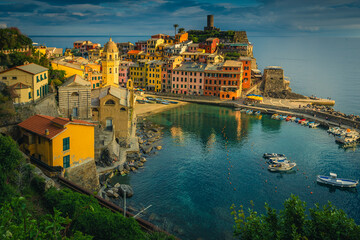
<box><xmin>254</xmin><ymin>110</ymin><xmax>261</xmax><ymax>115</ymax></box>
<box><xmin>317</xmin><ymin>173</ymin><xmax>358</xmax><ymax>188</ymax></box>
<box><xmin>263</xmin><ymin>153</ymin><xmax>286</xmax><ymax>159</ymax></box>
<box><xmin>268</xmin><ymin>162</ymin><xmax>297</xmax><ymax>172</ymax></box>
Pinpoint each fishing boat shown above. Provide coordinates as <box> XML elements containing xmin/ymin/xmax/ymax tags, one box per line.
<box><xmin>308</xmin><ymin>122</ymin><xmax>319</xmax><ymax>128</ymax></box>
<box><xmin>263</xmin><ymin>153</ymin><xmax>286</xmax><ymax>159</ymax></box>
<box><xmin>169</xmin><ymin>101</ymin><xmax>178</xmax><ymax>104</ymax></box>
<box><xmin>271</xmin><ymin>114</ymin><xmax>278</xmax><ymax>119</ymax></box>
<box><xmin>335</xmin><ymin>135</ymin><xmax>359</xmax><ymax>144</ymax></box>
<box><xmin>317</xmin><ymin>173</ymin><xmax>358</xmax><ymax>187</ymax></box>
<box><xmin>268</xmin><ymin>158</ymin><xmax>290</xmax><ymax>164</ymax></box>
<box><xmin>246</xmin><ymin>110</ymin><xmax>253</xmax><ymax>115</ymax></box>
<box><xmin>254</xmin><ymin>110</ymin><xmax>261</xmax><ymax>115</ymax></box>
<box><xmin>268</xmin><ymin>162</ymin><xmax>297</xmax><ymax>172</ymax></box>
<box><xmin>268</xmin><ymin>156</ymin><xmax>287</xmax><ymax>161</ymax></box>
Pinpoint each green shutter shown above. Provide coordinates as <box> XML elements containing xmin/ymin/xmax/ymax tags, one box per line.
<box><xmin>63</xmin><ymin>137</ymin><xmax>70</xmax><ymax>151</ymax></box>
<box><xmin>63</xmin><ymin>155</ymin><xmax>70</xmax><ymax>168</ymax></box>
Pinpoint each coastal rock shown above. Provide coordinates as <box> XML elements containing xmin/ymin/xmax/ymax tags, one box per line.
<box><xmin>124</xmin><ymin>163</ymin><xmax>130</xmax><ymax>171</ymax></box>
<box><xmin>140</xmin><ymin>157</ymin><xmax>147</xmax><ymax>162</ymax></box>
<box><xmin>156</xmin><ymin>146</ymin><xmax>162</xmax><ymax>150</ymax></box>
<box><xmin>119</xmin><ymin>184</ymin><xmax>134</xmax><ymax>198</ymax></box>
<box><xmin>142</xmin><ymin>145</ymin><xmax>153</xmax><ymax>154</ymax></box>
<box><xmin>111</xmin><ymin>187</ymin><xmax>119</xmax><ymax>193</ymax></box>
<box><xmin>32</xmin><ymin>165</ymin><xmax>55</xmax><ymax>191</ymax></box>
<box><xmin>116</xmin><ymin>164</ymin><xmax>124</xmax><ymax>172</ymax></box>
<box><xmin>106</xmin><ymin>189</ymin><xmax>115</xmax><ymax>197</ymax></box>
<box><xmin>114</xmin><ymin>183</ymin><xmax>121</xmax><ymax>188</ymax></box>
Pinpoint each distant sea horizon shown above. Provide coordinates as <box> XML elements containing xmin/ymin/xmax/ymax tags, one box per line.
<box><xmin>29</xmin><ymin>35</ymin><xmax>360</xmax><ymax>116</ymax></box>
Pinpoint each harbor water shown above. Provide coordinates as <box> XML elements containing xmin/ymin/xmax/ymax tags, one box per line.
<box><xmin>120</xmin><ymin>103</ymin><xmax>360</xmax><ymax>239</ymax></box>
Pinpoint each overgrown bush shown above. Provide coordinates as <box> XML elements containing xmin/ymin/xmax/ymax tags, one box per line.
<box><xmin>231</xmin><ymin>194</ymin><xmax>360</xmax><ymax>240</ymax></box>
<box><xmin>45</xmin><ymin>188</ymin><xmax>146</xmax><ymax>240</ymax></box>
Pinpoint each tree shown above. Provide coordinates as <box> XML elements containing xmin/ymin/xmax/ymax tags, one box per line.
<box><xmin>0</xmin><ymin>197</ymin><xmax>93</xmax><ymax>239</ymax></box>
<box><xmin>231</xmin><ymin>194</ymin><xmax>360</xmax><ymax>240</ymax></box>
<box><xmin>0</xmin><ymin>134</ymin><xmax>23</xmax><ymax>202</ymax></box>
<box><xmin>178</xmin><ymin>28</ymin><xmax>185</xmax><ymax>34</ymax></box>
<box><xmin>173</xmin><ymin>24</ymin><xmax>179</xmax><ymax>36</ymax></box>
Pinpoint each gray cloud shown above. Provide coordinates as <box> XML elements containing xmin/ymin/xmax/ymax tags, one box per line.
<box><xmin>0</xmin><ymin>0</ymin><xmax>359</xmax><ymax>36</ymax></box>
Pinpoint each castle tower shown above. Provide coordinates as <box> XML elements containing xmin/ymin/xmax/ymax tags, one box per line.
<box><xmin>101</xmin><ymin>37</ymin><xmax>120</xmax><ymax>88</ymax></box>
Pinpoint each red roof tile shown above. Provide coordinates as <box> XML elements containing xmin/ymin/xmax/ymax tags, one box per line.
<box><xmin>128</xmin><ymin>50</ymin><xmax>141</xmax><ymax>55</ymax></box>
<box><xmin>18</xmin><ymin>115</ymin><xmax>95</xmax><ymax>140</ymax></box>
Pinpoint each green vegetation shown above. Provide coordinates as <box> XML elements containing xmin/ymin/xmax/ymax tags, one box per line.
<box><xmin>231</xmin><ymin>194</ymin><xmax>360</xmax><ymax>240</ymax></box>
<box><xmin>0</xmin><ymin>134</ymin><xmax>174</xmax><ymax>240</ymax></box>
<box><xmin>188</xmin><ymin>30</ymin><xmax>235</xmax><ymax>43</ymax></box>
<box><xmin>0</xmin><ymin>197</ymin><xmax>92</xmax><ymax>239</ymax></box>
<box><xmin>0</xmin><ymin>27</ymin><xmax>32</xmax><ymax>50</ymax></box>
<box><xmin>224</xmin><ymin>52</ymin><xmax>241</xmax><ymax>60</ymax></box>
<box><xmin>49</xmin><ymin>68</ymin><xmax>66</xmax><ymax>86</ymax></box>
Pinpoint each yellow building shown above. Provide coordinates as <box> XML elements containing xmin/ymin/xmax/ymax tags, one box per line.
<box><xmin>146</xmin><ymin>60</ymin><xmax>164</xmax><ymax>92</ymax></box>
<box><xmin>147</xmin><ymin>38</ymin><xmax>164</xmax><ymax>54</ymax></box>
<box><xmin>18</xmin><ymin>114</ymin><xmax>95</xmax><ymax>169</ymax></box>
<box><xmin>88</xmin><ymin>48</ymin><xmax>103</xmax><ymax>61</ymax></box>
<box><xmin>129</xmin><ymin>59</ymin><xmax>149</xmax><ymax>88</ymax></box>
<box><xmin>51</xmin><ymin>60</ymin><xmax>85</xmax><ymax>78</ymax></box>
<box><xmin>0</xmin><ymin>63</ymin><xmax>49</xmax><ymax>104</ymax></box>
<box><xmin>101</xmin><ymin>38</ymin><xmax>120</xmax><ymax>88</ymax></box>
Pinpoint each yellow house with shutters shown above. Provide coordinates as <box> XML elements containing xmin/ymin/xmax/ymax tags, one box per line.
<box><xmin>0</xmin><ymin>63</ymin><xmax>49</xmax><ymax>104</ymax></box>
<box><xmin>51</xmin><ymin>60</ymin><xmax>85</xmax><ymax>78</ymax></box>
<box><xmin>129</xmin><ymin>59</ymin><xmax>149</xmax><ymax>88</ymax></box>
<box><xmin>18</xmin><ymin>114</ymin><xmax>95</xmax><ymax>170</ymax></box>
<box><xmin>146</xmin><ymin>60</ymin><xmax>164</xmax><ymax>92</ymax></box>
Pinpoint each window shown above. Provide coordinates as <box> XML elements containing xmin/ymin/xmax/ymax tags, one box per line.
<box><xmin>63</xmin><ymin>137</ymin><xmax>70</xmax><ymax>151</ymax></box>
<box><xmin>105</xmin><ymin>99</ymin><xmax>115</xmax><ymax>105</ymax></box>
<box><xmin>12</xmin><ymin>76</ymin><xmax>17</xmax><ymax>80</ymax></box>
<box><xmin>93</xmin><ymin>84</ymin><xmax>95</xmax><ymax>88</ymax></box>
<box><xmin>36</xmin><ymin>76</ymin><xmax>39</xmax><ymax>82</ymax></box>
<box><xmin>28</xmin><ymin>92</ymin><xmax>31</xmax><ymax>99</ymax></box>
<box><xmin>37</xmin><ymin>90</ymin><xmax>39</xmax><ymax>96</ymax></box>
<box><xmin>63</xmin><ymin>155</ymin><xmax>70</xmax><ymax>168</ymax></box>
<box><xmin>96</xmin><ymin>83</ymin><xmax>99</xmax><ymax>87</ymax></box>
<box><xmin>2</xmin><ymin>77</ymin><xmax>6</xmax><ymax>80</ymax></box>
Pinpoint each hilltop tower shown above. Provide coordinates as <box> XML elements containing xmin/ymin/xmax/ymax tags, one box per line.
<box><xmin>204</xmin><ymin>15</ymin><xmax>220</xmax><ymax>31</ymax></box>
<box><xmin>101</xmin><ymin>37</ymin><xmax>120</xmax><ymax>88</ymax></box>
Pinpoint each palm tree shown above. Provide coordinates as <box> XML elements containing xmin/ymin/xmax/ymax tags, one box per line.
<box><xmin>173</xmin><ymin>24</ymin><xmax>179</xmax><ymax>36</ymax></box>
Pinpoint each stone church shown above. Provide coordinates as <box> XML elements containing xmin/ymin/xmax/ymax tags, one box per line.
<box><xmin>58</xmin><ymin>74</ymin><xmax>91</xmax><ymax>119</ymax></box>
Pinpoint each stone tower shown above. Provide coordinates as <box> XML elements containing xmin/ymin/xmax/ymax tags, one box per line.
<box><xmin>101</xmin><ymin>37</ymin><xmax>120</xmax><ymax>88</ymax></box>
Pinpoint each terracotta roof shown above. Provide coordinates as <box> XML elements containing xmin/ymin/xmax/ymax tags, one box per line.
<box><xmin>0</xmin><ymin>63</ymin><xmax>48</xmax><ymax>75</ymax></box>
<box><xmin>18</xmin><ymin>115</ymin><xmax>95</xmax><ymax>140</ymax></box>
<box><xmin>61</xmin><ymin>74</ymin><xmax>90</xmax><ymax>87</ymax></box>
<box><xmin>128</xmin><ymin>50</ymin><xmax>141</xmax><ymax>55</ymax></box>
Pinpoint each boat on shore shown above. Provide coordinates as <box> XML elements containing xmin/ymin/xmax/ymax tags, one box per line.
<box><xmin>254</xmin><ymin>110</ymin><xmax>261</xmax><ymax>115</ymax></box>
<box><xmin>268</xmin><ymin>162</ymin><xmax>297</xmax><ymax>172</ymax></box>
<box><xmin>308</xmin><ymin>122</ymin><xmax>320</xmax><ymax>128</ymax></box>
<box><xmin>246</xmin><ymin>110</ymin><xmax>253</xmax><ymax>115</ymax></box>
<box><xmin>317</xmin><ymin>173</ymin><xmax>358</xmax><ymax>187</ymax></box>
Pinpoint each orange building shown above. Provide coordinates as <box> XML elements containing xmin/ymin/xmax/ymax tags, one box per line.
<box><xmin>238</xmin><ymin>57</ymin><xmax>252</xmax><ymax>89</ymax></box>
<box><xmin>204</xmin><ymin>60</ymin><xmax>243</xmax><ymax>100</ymax></box>
<box><xmin>175</xmin><ymin>32</ymin><xmax>188</xmax><ymax>44</ymax></box>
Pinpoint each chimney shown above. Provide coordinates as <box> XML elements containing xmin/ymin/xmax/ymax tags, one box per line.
<box><xmin>45</xmin><ymin>129</ymin><xmax>49</xmax><ymax>136</ymax></box>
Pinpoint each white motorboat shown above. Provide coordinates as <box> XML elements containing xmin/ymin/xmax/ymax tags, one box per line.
<box><xmin>268</xmin><ymin>162</ymin><xmax>297</xmax><ymax>172</ymax></box>
<box><xmin>268</xmin><ymin>158</ymin><xmax>290</xmax><ymax>164</ymax></box>
<box><xmin>317</xmin><ymin>173</ymin><xmax>358</xmax><ymax>188</ymax></box>
<box><xmin>308</xmin><ymin>122</ymin><xmax>320</xmax><ymax>128</ymax></box>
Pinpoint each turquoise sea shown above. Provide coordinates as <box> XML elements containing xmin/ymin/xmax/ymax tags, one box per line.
<box><xmin>30</xmin><ymin>35</ymin><xmax>360</xmax><ymax>239</ymax></box>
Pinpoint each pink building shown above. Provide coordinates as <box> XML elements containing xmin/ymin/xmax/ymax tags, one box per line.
<box><xmin>118</xmin><ymin>61</ymin><xmax>134</xmax><ymax>87</ymax></box>
<box><xmin>187</xmin><ymin>43</ymin><xmax>200</xmax><ymax>53</ymax></box>
<box><xmin>161</xmin><ymin>56</ymin><xmax>183</xmax><ymax>93</ymax></box>
<box><xmin>171</xmin><ymin>62</ymin><xmax>206</xmax><ymax>95</ymax></box>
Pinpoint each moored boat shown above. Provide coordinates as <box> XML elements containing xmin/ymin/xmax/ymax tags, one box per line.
<box><xmin>263</xmin><ymin>153</ymin><xmax>286</xmax><ymax>159</ymax></box>
<box><xmin>317</xmin><ymin>173</ymin><xmax>358</xmax><ymax>187</ymax></box>
<box><xmin>268</xmin><ymin>158</ymin><xmax>290</xmax><ymax>164</ymax></box>
<box><xmin>254</xmin><ymin>110</ymin><xmax>261</xmax><ymax>115</ymax></box>
<box><xmin>268</xmin><ymin>162</ymin><xmax>297</xmax><ymax>172</ymax></box>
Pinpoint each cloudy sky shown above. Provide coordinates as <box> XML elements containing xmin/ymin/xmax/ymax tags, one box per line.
<box><xmin>1</xmin><ymin>0</ymin><xmax>360</xmax><ymax>37</ymax></box>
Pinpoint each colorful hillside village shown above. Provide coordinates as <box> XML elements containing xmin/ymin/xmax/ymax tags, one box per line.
<box><xmin>0</xmin><ymin>15</ymin><xmax>288</xmax><ymax>190</ymax></box>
